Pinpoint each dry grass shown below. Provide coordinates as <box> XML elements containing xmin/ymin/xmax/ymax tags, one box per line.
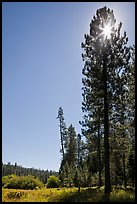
<box><xmin>2</xmin><ymin>187</ymin><xmax>78</xmax><ymax>202</ymax></box>
<box><xmin>2</xmin><ymin>186</ymin><xmax>135</xmax><ymax>202</ymax></box>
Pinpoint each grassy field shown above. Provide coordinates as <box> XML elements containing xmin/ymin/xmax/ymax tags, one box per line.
<box><xmin>2</xmin><ymin>186</ymin><xmax>135</xmax><ymax>202</ymax></box>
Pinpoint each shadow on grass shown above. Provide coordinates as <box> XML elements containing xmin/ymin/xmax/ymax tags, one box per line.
<box><xmin>49</xmin><ymin>187</ymin><xmax>135</xmax><ymax>202</ymax></box>
<box><xmin>55</xmin><ymin>188</ymin><xmax>105</xmax><ymax>202</ymax></box>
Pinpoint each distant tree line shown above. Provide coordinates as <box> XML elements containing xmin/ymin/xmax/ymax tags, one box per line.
<box><xmin>2</xmin><ymin>162</ymin><xmax>58</xmax><ymax>184</ymax></box>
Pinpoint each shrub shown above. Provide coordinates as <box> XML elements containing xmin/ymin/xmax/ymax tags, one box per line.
<box><xmin>46</xmin><ymin>175</ymin><xmax>60</xmax><ymax>188</ymax></box>
<box><xmin>2</xmin><ymin>174</ymin><xmax>17</xmax><ymax>187</ymax></box>
<box><xmin>2</xmin><ymin>174</ymin><xmax>44</xmax><ymax>190</ymax></box>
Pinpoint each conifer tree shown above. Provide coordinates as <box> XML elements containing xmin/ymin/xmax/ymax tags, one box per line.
<box><xmin>57</xmin><ymin>107</ymin><xmax>68</xmax><ymax>185</ymax></box>
<box><xmin>57</xmin><ymin>107</ymin><xmax>67</xmax><ymax>158</ymax></box>
<box><xmin>126</xmin><ymin>45</ymin><xmax>135</xmax><ymax>188</ymax></box>
<box><xmin>65</xmin><ymin>124</ymin><xmax>77</xmax><ymax>167</ymax></box>
<box><xmin>81</xmin><ymin>6</ymin><xmax>132</xmax><ymax>199</ymax></box>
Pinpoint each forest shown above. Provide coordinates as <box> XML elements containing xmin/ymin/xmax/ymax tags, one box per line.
<box><xmin>2</xmin><ymin>6</ymin><xmax>135</xmax><ymax>202</ymax></box>
<box><xmin>2</xmin><ymin>162</ymin><xmax>58</xmax><ymax>184</ymax></box>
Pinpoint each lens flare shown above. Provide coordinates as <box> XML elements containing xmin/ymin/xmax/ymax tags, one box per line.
<box><xmin>102</xmin><ymin>24</ymin><xmax>112</xmax><ymax>39</ymax></box>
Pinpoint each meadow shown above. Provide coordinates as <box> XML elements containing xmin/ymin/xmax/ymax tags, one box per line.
<box><xmin>2</xmin><ymin>186</ymin><xmax>135</xmax><ymax>202</ymax></box>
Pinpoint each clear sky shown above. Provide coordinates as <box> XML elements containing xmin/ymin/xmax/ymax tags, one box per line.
<box><xmin>2</xmin><ymin>2</ymin><xmax>135</xmax><ymax>171</ymax></box>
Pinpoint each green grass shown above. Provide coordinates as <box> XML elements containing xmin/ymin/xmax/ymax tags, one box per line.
<box><xmin>2</xmin><ymin>186</ymin><xmax>135</xmax><ymax>202</ymax></box>
<box><xmin>110</xmin><ymin>187</ymin><xmax>135</xmax><ymax>202</ymax></box>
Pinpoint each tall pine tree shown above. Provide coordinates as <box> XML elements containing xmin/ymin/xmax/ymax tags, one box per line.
<box><xmin>57</xmin><ymin>107</ymin><xmax>67</xmax><ymax>158</ymax></box>
<box><xmin>81</xmin><ymin>6</ymin><xmax>132</xmax><ymax>200</ymax></box>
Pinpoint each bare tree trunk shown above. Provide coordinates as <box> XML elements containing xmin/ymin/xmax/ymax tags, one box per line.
<box><xmin>103</xmin><ymin>51</ymin><xmax>111</xmax><ymax>201</ymax></box>
<box><xmin>97</xmin><ymin>122</ymin><xmax>102</xmax><ymax>188</ymax></box>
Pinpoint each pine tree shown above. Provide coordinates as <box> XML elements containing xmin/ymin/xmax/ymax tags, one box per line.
<box><xmin>59</xmin><ymin>124</ymin><xmax>78</xmax><ymax>187</ymax></box>
<box><xmin>81</xmin><ymin>6</ymin><xmax>132</xmax><ymax>200</ymax></box>
<box><xmin>126</xmin><ymin>45</ymin><xmax>135</xmax><ymax>188</ymax></box>
<box><xmin>57</xmin><ymin>108</ymin><xmax>78</xmax><ymax>187</ymax></box>
<box><xmin>57</xmin><ymin>107</ymin><xmax>68</xmax><ymax>185</ymax></box>
<box><xmin>65</xmin><ymin>124</ymin><xmax>77</xmax><ymax>167</ymax></box>
<box><xmin>128</xmin><ymin>45</ymin><xmax>135</xmax><ymax>143</ymax></box>
<box><xmin>57</xmin><ymin>107</ymin><xmax>67</xmax><ymax>158</ymax></box>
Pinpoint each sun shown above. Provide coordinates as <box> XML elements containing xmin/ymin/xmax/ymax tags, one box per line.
<box><xmin>102</xmin><ymin>23</ymin><xmax>112</xmax><ymax>39</ymax></box>
<box><xmin>98</xmin><ymin>22</ymin><xmax>113</xmax><ymax>40</ymax></box>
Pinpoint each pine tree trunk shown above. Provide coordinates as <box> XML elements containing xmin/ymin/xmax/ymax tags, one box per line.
<box><xmin>121</xmin><ymin>105</ymin><xmax>127</xmax><ymax>189</ymax></box>
<box><xmin>103</xmin><ymin>51</ymin><xmax>111</xmax><ymax>200</ymax></box>
<box><xmin>114</xmin><ymin>132</ymin><xmax>118</xmax><ymax>187</ymax></box>
<box><xmin>123</xmin><ymin>153</ymin><xmax>127</xmax><ymax>189</ymax></box>
<box><xmin>77</xmin><ymin>134</ymin><xmax>81</xmax><ymax>193</ymax></box>
<box><xmin>97</xmin><ymin>122</ymin><xmax>102</xmax><ymax>188</ymax></box>
<box><xmin>59</xmin><ymin>118</ymin><xmax>65</xmax><ymax>158</ymax></box>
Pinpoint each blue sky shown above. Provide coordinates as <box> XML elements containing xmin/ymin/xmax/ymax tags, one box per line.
<box><xmin>2</xmin><ymin>2</ymin><xmax>135</xmax><ymax>171</ymax></box>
